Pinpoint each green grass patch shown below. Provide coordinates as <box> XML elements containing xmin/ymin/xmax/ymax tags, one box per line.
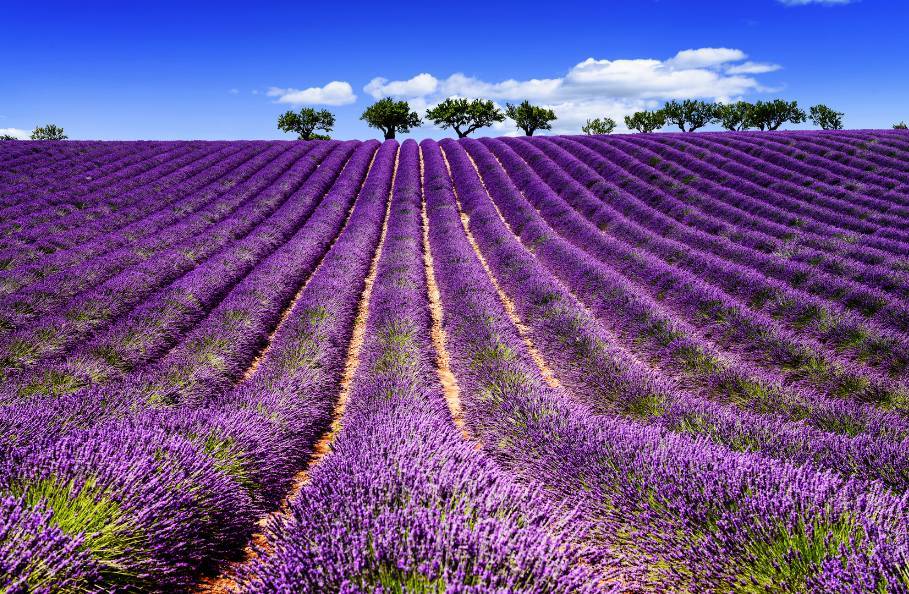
<box><xmin>735</xmin><ymin>516</ymin><xmax>871</xmax><ymax>593</ymax></box>
<box><xmin>18</xmin><ymin>369</ymin><xmax>84</xmax><ymax>399</ymax></box>
<box><xmin>13</xmin><ymin>476</ymin><xmax>148</xmax><ymax>587</ymax></box>
<box><xmin>202</xmin><ymin>432</ymin><xmax>257</xmax><ymax>493</ymax></box>
<box><xmin>471</xmin><ymin>342</ymin><xmax>515</xmax><ymax>368</ymax></box>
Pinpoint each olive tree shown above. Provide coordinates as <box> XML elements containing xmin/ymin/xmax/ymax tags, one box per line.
<box><xmin>277</xmin><ymin>108</ymin><xmax>335</xmax><ymax>140</ymax></box>
<box><xmin>624</xmin><ymin>110</ymin><xmax>666</xmax><ymax>133</ymax></box>
<box><xmin>360</xmin><ymin>98</ymin><xmax>422</xmax><ymax>140</ymax></box>
<box><xmin>662</xmin><ymin>100</ymin><xmax>720</xmax><ymax>132</ymax></box>
<box><xmin>505</xmin><ymin>101</ymin><xmax>557</xmax><ymax>136</ymax></box>
<box><xmin>30</xmin><ymin>124</ymin><xmax>67</xmax><ymax>140</ymax></box>
<box><xmin>809</xmin><ymin>105</ymin><xmax>844</xmax><ymax>130</ymax></box>
<box><xmin>747</xmin><ymin>100</ymin><xmax>806</xmax><ymax>131</ymax></box>
<box><xmin>581</xmin><ymin>117</ymin><xmax>617</xmax><ymax>135</ymax></box>
<box><xmin>425</xmin><ymin>98</ymin><xmax>505</xmax><ymax>138</ymax></box>
<box><xmin>716</xmin><ymin>101</ymin><xmax>754</xmax><ymax>131</ymax></box>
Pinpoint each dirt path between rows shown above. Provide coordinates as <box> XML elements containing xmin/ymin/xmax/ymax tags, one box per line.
<box><xmin>439</xmin><ymin>145</ymin><xmax>562</xmax><ymax>390</ymax></box>
<box><xmin>195</xmin><ymin>145</ymin><xmax>396</xmax><ymax>593</ymax></box>
<box><xmin>237</xmin><ymin>148</ymin><xmax>361</xmax><ymax>382</ymax></box>
<box><xmin>418</xmin><ymin>146</ymin><xmax>469</xmax><ymax>438</ymax></box>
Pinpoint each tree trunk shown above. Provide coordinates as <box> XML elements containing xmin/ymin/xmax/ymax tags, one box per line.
<box><xmin>456</xmin><ymin>129</ymin><xmax>468</xmax><ymax>138</ymax></box>
<box><xmin>384</xmin><ymin>129</ymin><xmax>395</xmax><ymax>140</ymax></box>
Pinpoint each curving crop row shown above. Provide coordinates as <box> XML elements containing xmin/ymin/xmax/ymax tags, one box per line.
<box><xmin>0</xmin><ymin>140</ymin><xmax>395</xmax><ymax>590</ymax></box>
<box><xmin>422</xmin><ymin>137</ymin><xmax>909</xmax><ymax>592</ymax></box>
<box><xmin>103</xmin><ymin>139</ymin><xmax>380</xmax><ymax>406</ymax></box>
<box><xmin>0</xmin><ymin>142</ymin><xmax>327</xmax><ymax>383</ymax></box>
<box><xmin>243</xmin><ymin>139</ymin><xmax>598</xmax><ymax>592</ymax></box>
<box><xmin>445</xmin><ymin>138</ymin><xmax>909</xmax><ymax>491</ymax></box>
<box><xmin>0</xmin><ymin>132</ymin><xmax>907</xmax><ymax>592</ymax></box>
<box><xmin>586</xmin><ymin>132</ymin><xmax>908</xmax><ymax>292</ymax></box>
<box><xmin>0</xmin><ymin>141</ymin><xmax>182</xmax><ymax>210</ymax></box>
<box><xmin>0</xmin><ymin>141</ymin><xmax>355</xmax><ymax>399</ymax></box>
<box><xmin>505</xmin><ymin>136</ymin><xmax>909</xmax><ymax>367</ymax></box>
<box><xmin>0</xmin><ymin>142</ymin><xmax>269</xmax><ymax>300</ymax></box>
<box><xmin>480</xmin><ymin>137</ymin><xmax>908</xmax><ymax>411</ymax></box>
<box><xmin>581</xmin><ymin>134</ymin><xmax>909</xmax><ymax>296</ymax></box>
<box><xmin>635</xmin><ymin>133</ymin><xmax>909</xmax><ymax>254</ymax></box>
<box><xmin>544</xmin><ymin>135</ymin><xmax>909</xmax><ymax>325</ymax></box>
<box><xmin>0</xmin><ymin>142</ymin><xmax>203</xmax><ymax>227</ymax></box>
<box><xmin>465</xmin><ymin>138</ymin><xmax>909</xmax><ymax>439</ymax></box>
<box><xmin>680</xmin><ymin>132</ymin><xmax>909</xmax><ymax>234</ymax></box>
<box><xmin>0</xmin><ymin>143</ymin><xmax>251</xmax><ymax>272</ymax></box>
<box><xmin>711</xmin><ymin>132</ymin><xmax>909</xmax><ymax>207</ymax></box>
<box><xmin>0</xmin><ymin>143</ymin><xmax>304</xmax><ymax>327</ymax></box>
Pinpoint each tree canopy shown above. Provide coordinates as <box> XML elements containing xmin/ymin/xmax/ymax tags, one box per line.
<box><xmin>716</xmin><ymin>102</ymin><xmax>754</xmax><ymax>131</ymax></box>
<box><xmin>425</xmin><ymin>98</ymin><xmax>505</xmax><ymax>138</ymax></box>
<box><xmin>809</xmin><ymin>104</ymin><xmax>844</xmax><ymax>130</ymax></box>
<box><xmin>624</xmin><ymin>110</ymin><xmax>666</xmax><ymax>133</ymax></box>
<box><xmin>360</xmin><ymin>98</ymin><xmax>422</xmax><ymax>140</ymax></box>
<box><xmin>895</xmin><ymin>121</ymin><xmax>908</xmax><ymax>130</ymax></box>
<box><xmin>0</xmin><ymin>134</ymin><xmax>18</xmax><ymax>141</ymax></box>
<box><xmin>747</xmin><ymin>100</ymin><xmax>806</xmax><ymax>131</ymax></box>
<box><xmin>30</xmin><ymin>124</ymin><xmax>67</xmax><ymax>140</ymax></box>
<box><xmin>277</xmin><ymin>108</ymin><xmax>335</xmax><ymax>140</ymax></box>
<box><xmin>663</xmin><ymin>100</ymin><xmax>719</xmax><ymax>132</ymax></box>
<box><xmin>505</xmin><ymin>101</ymin><xmax>557</xmax><ymax>136</ymax></box>
<box><xmin>581</xmin><ymin>117</ymin><xmax>617</xmax><ymax>135</ymax></box>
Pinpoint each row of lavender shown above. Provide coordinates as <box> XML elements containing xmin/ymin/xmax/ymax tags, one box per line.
<box><xmin>1</xmin><ymin>130</ymin><xmax>908</xmax><ymax>591</ymax></box>
<box><xmin>243</xmin><ymin>135</ymin><xmax>909</xmax><ymax>592</ymax></box>
<box><xmin>243</xmin><ymin>140</ymin><xmax>598</xmax><ymax>591</ymax></box>
<box><xmin>246</xmin><ymin>133</ymin><xmax>909</xmax><ymax>592</ymax></box>
<box><xmin>420</xmin><ymin>137</ymin><xmax>909</xmax><ymax>591</ymax></box>
<box><xmin>0</xmin><ymin>139</ymin><xmax>394</xmax><ymax>589</ymax></box>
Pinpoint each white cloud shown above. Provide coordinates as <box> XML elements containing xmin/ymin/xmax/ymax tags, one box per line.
<box><xmin>228</xmin><ymin>88</ymin><xmax>240</xmax><ymax>95</ymax></box>
<box><xmin>438</xmin><ymin>73</ymin><xmax>562</xmax><ymax>101</ymax></box>
<box><xmin>563</xmin><ymin>57</ymin><xmax>760</xmax><ymax>99</ymax></box>
<box><xmin>369</xmin><ymin>48</ymin><xmax>769</xmax><ymax>104</ymax></box>
<box><xmin>665</xmin><ymin>47</ymin><xmax>746</xmax><ymax>69</ymax></box>
<box><xmin>267</xmin><ymin>81</ymin><xmax>357</xmax><ymax>106</ymax></box>
<box><xmin>0</xmin><ymin>128</ymin><xmax>30</xmax><ymax>139</ymax></box>
<box><xmin>777</xmin><ymin>0</ymin><xmax>855</xmax><ymax>4</ymax></box>
<box><xmin>364</xmin><ymin>73</ymin><xmax>438</xmax><ymax>98</ymax></box>
<box><xmin>365</xmin><ymin>47</ymin><xmax>779</xmax><ymax>136</ymax></box>
<box><xmin>725</xmin><ymin>61</ymin><xmax>782</xmax><ymax>74</ymax></box>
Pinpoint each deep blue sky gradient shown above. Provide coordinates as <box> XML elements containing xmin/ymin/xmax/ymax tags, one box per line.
<box><xmin>1</xmin><ymin>0</ymin><xmax>906</xmax><ymax>139</ymax></box>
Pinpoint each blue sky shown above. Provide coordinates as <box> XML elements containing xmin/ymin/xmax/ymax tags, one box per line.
<box><xmin>1</xmin><ymin>0</ymin><xmax>906</xmax><ymax>140</ymax></box>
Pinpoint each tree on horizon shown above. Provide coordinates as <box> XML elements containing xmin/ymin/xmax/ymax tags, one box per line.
<box><xmin>277</xmin><ymin>108</ymin><xmax>335</xmax><ymax>140</ymax></box>
<box><xmin>30</xmin><ymin>124</ymin><xmax>67</xmax><ymax>140</ymax></box>
<box><xmin>582</xmin><ymin>117</ymin><xmax>617</xmax><ymax>135</ymax></box>
<box><xmin>361</xmin><ymin>98</ymin><xmax>422</xmax><ymax>140</ymax></box>
<box><xmin>425</xmin><ymin>98</ymin><xmax>505</xmax><ymax>138</ymax></box>
<box><xmin>505</xmin><ymin>101</ymin><xmax>557</xmax><ymax>136</ymax></box>
<box><xmin>624</xmin><ymin>110</ymin><xmax>666</xmax><ymax>133</ymax></box>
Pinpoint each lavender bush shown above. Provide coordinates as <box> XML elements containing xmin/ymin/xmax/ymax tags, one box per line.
<box><xmin>1</xmin><ymin>130</ymin><xmax>907</xmax><ymax>592</ymax></box>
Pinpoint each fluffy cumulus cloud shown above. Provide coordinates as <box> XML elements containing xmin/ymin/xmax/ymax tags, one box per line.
<box><xmin>364</xmin><ymin>48</ymin><xmax>780</xmax><ymax>134</ymax></box>
<box><xmin>0</xmin><ymin>127</ymin><xmax>31</xmax><ymax>139</ymax></box>
<box><xmin>267</xmin><ymin>81</ymin><xmax>357</xmax><ymax>106</ymax></box>
<box><xmin>364</xmin><ymin>73</ymin><xmax>438</xmax><ymax>99</ymax></box>
<box><xmin>437</xmin><ymin>73</ymin><xmax>562</xmax><ymax>101</ymax></box>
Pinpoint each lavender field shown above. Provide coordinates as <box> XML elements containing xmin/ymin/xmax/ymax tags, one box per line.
<box><xmin>1</xmin><ymin>130</ymin><xmax>908</xmax><ymax>592</ymax></box>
